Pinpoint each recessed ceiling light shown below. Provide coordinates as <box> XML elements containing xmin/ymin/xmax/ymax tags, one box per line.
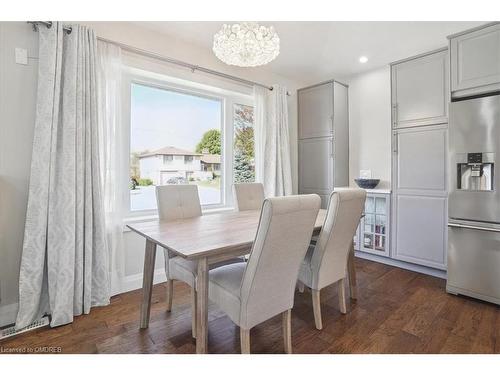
<box><xmin>359</xmin><ymin>56</ymin><xmax>368</xmax><ymax>63</ymax></box>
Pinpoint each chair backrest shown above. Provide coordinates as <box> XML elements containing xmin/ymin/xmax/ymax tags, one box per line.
<box><xmin>310</xmin><ymin>188</ymin><xmax>366</xmax><ymax>290</ymax></box>
<box><xmin>233</xmin><ymin>183</ymin><xmax>265</xmax><ymax>211</ymax></box>
<box><xmin>239</xmin><ymin>194</ymin><xmax>321</xmax><ymax>329</ymax></box>
<box><xmin>155</xmin><ymin>184</ymin><xmax>202</xmax><ymax>222</ymax></box>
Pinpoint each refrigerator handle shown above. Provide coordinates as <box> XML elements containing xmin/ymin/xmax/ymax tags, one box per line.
<box><xmin>448</xmin><ymin>222</ymin><xmax>500</xmax><ymax>233</ymax></box>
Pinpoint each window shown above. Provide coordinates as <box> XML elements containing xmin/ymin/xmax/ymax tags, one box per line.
<box><xmin>233</xmin><ymin>104</ymin><xmax>255</xmax><ymax>183</ymax></box>
<box><xmin>129</xmin><ymin>82</ymin><xmax>223</xmax><ymax>211</ymax></box>
<box><xmin>125</xmin><ymin>71</ymin><xmax>255</xmax><ymax>215</ymax></box>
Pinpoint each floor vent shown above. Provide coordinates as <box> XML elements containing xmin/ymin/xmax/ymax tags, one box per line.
<box><xmin>0</xmin><ymin>316</ymin><xmax>50</xmax><ymax>340</ymax></box>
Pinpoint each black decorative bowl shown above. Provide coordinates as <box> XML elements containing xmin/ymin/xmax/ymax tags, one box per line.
<box><xmin>354</xmin><ymin>178</ymin><xmax>380</xmax><ymax>189</ymax></box>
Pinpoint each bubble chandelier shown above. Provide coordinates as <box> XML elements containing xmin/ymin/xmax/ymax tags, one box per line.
<box><xmin>213</xmin><ymin>22</ymin><xmax>280</xmax><ymax>67</ymax></box>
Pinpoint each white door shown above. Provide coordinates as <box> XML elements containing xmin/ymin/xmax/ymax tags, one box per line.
<box><xmin>298</xmin><ymin>82</ymin><xmax>334</xmax><ymax>139</ymax></box>
<box><xmin>391</xmin><ymin>49</ymin><xmax>448</xmax><ymax>128</ymax></box>
<box><xmin>450</xmin><ymin>23</ymin><xmax>500</xmax><ymax>97</ymax></box>
<box><xmin>298</xmin><ymin>137</ymin><xmax>334</xmax><ymax>208</ymax></box>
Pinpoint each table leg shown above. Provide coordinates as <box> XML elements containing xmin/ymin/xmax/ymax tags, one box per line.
<box><xmin>140</xmin><ymin>239</ymin><xmax>157</xmax><ymax>329</ymax></box>
<box><xmin>347</xmin><ymin>241</ymin><xmax>358</xmax><ymax>300</ymax></box>
<box><xmin>196</xmin><ymin>257</ymin><xmax>209</xmax><ymax>354</ymax></box>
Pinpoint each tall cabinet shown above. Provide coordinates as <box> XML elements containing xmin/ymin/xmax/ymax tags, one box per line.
<box><xmin>391</xmin><ymin>48</ymin><xmax>449</xmax><ymax>270</ymax></box>
<box><xmin>298</xmin><ymin>81</ymin><xmax>349</xmax><ymax>208</ymax></box>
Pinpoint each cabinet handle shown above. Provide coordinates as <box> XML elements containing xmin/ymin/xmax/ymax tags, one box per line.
<box><xmin>392</xmin><ymin>104</ymin><xmax>398</xmax><ymax>127</ymax></box>
<box><xmin>330</xmin><ymin>114</ymin><xmax>334</xmax><ymax>135</ymax></box>
<box><xmin>392</xmin><ymin>133</ymin><xmax>398</xmax><ymax>154</ymax></box>
<box><xmin>448</xmin><ymin>222</ymin><xmax>500</xmax><ymax>233</ymax></box>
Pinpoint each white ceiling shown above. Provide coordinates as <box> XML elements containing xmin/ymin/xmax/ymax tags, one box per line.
<box><xmin>133</xmin><ymin>21</ymin><xmax>485</xmax><ymax>84</ymax></box>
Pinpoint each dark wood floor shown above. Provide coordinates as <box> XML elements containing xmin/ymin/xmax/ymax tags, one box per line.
<box><xmin>2</xmin><ymin>258</ymin><xmax>499</xmax><ymax>354</ymax></box>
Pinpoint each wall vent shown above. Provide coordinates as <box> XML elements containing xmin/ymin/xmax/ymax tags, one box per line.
<box><xmin>0</xmin><ymin>316</ymin><xmax>50</xmax><ymax>341</ymax></box>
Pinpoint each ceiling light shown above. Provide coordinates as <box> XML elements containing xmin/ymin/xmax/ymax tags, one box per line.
<box><xmin>359</xmin><ymin>56</ymin><xmax>368</xmax><ymax>63</ymax></box>
<box><xmin>213</xmin><ymin>22</ymin><xmax>280</xmax><ymax>67</ymax></box>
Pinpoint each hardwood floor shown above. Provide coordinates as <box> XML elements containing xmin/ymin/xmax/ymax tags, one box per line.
<box><xmin>2</xmin><ymin>258</ymin><xmax>499</xmax><ymax>354</ymax></box>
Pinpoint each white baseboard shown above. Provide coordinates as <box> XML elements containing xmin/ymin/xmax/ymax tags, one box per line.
<box><xmin>0</xmin><ymin>303</ymin><xmax>18</xmax><ymax>328</ymax></box>
<box><xmin>355</xmin><ymin>251</ymin><xmax>447</xmax><ymax>279</ymax></box>
<box><xmin>118</xmin><ymin>268</ymin><xmax>167</xmax><ymax>295</ymax></box>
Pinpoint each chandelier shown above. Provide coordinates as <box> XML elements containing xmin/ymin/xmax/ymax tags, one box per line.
<box><xmin>213</xmin><ymin>22</ymin><xmax>280</xmax><ymax>67</ymax></box>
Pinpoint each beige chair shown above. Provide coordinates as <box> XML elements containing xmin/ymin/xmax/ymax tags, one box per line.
<box><xmin>297</xmin><ymin>188</ymin><xmax>366</xmax><ymax>330</ymax></box>
<box><xmin>233</xmin><ymin>182</ymin><xmax>265</xmax><ymax>211</ymax></box>
<box><xmin>156</xmin><ymin>184</ymin><xmax>244</xmax><ymax>338</ymax></box>
<box><xmin>208</xmin><ymin>194</ymin><xmax>321</xmax><ymax>353</ymax></box>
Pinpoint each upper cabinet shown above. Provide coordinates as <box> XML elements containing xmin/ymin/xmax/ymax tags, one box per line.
<box><xmin>449</xmin><ymin>23</ymin><xmax>500</xmax><ymax>98</ymax></box>
<box><xmin>391</xmin><ymin>49</ymin><xmax>449</xmax><ymax>129</ymax></box>
<box><xmin>298</xmin><ymin>82</ymin><xmax>334</xmax><ymax>139</ymax></box>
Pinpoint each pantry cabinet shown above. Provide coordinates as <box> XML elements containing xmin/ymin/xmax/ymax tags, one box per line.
<box><xmin>298</xmin><ymin>80</ymin><xmax>349</xmax><ymax>208</ymax></box>
<box><xmin>449</xmin><ymin>22</ymin><xmax>500</xmax><ymax>98</ymax></box>
<box><xmin>391</xmin><ymin>48</ymin><xmax>448</xmax><ymax>128</ymax></box>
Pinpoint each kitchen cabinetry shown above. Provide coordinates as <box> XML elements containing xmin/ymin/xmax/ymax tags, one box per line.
<box><xmin>449</xmin><ymin>22</ymin><xmax>500</xmax><ymax>98</ymax></box>
<box><xmin>391</xmin><ymin>48</ymin><xmax>448</xmax><ymax>128</ymax></box>
<box><xmin>354</xmin><ymin>192</ymin><xmax>391</xmax><ymax>257</ymax></box>
<box><xmin>298</xmin><ymin>80</ymin><xmax>349</xmax><ymax>208</ymax></box>
<box><xmin>390</xmin><ymin>48</ymin><xmax>449</xmax><ymax>271</ymax></box>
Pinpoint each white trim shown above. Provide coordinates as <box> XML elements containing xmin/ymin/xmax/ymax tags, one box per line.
<box><xmin>118</xmin><ymin>268</ymin><xmax>167</xmax><ymax>295</ymax></box>
<box><xmin>354</xmin><ymin>251</ymin><xmax>447</xmax><ymax>279</ymax></box>
<box><xmin>0</xmin><ymin>303</ymin><xmax>18</xmax><ymax>328</ymax></box>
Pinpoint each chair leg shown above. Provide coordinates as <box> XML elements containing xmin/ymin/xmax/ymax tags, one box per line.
<box><xmin>347</xmin><ymin>242</ymin><xmax>358</xmax><ymax>300</ymax></box>
<box><xmin>240</xmin><ymin>328</ymin><xmax>251</xmax><ymax>354</ymax></box>
<box><xmin>311</xmin><ymin>289</ymin><xmax>323</xmax><ymax>330</ymax></box>
<box><xmin>166</xmin><ymin>279</ymin><xmax>173</xmax><ymax>312</ymax></box>
<box><xmin>297</xmin><ymin>280</ymin><xmax>305</xmax><ymax>293</ymax></box>
<box><xmin>338</xmin><ymin>278</ymin><xmax>347</xmax><ymax>314</ymax></box>
<box><xmin>191</xmin><ymin>287</ymin><xmax>197</xmax><ymax>339</ymax></box>
<box><xmin>282</xmin><ymin>310</ymin><xmax>292</xmax><ymax>354</ymax></box>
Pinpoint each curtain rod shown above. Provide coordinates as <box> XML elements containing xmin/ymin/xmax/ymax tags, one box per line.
<box><xmin>27</xmin><ymin>21</ymin><xmax>291</xmax><ymax>96</ymax></box>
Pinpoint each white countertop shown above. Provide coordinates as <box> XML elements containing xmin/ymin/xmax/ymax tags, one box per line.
<box><xmin>335</xmin><ymin>187</ymin><xmax>391</xmax><ymax>194</ymax></box>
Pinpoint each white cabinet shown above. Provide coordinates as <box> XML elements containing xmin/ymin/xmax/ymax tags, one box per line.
<box><xmin>298</xmin><ymin>80</ymin><xmax>349</xmax><ymax>208</ymax></box>
<box><xmin>391</xmin><ymin>49</ymin><xmax>448</xmax><ymax>128</ymax></box>
<box><xmin>450</xmin><ymin>23</ymin><xmax>500</xmax><ymax>98</ymax></box>
<box><xmin>298</xmin><ymin>82</ymin><xmax>333</xmax><ymax>139</ymax></box>
<box><xmin>392</xmin><ymin>125</ymin><xmax>448</xmax><ymax>270</ymax></box>
<box><xmin>354</xmin><ymin>193</ymin><xmax>391</xmax><ymax>257</ymax></box>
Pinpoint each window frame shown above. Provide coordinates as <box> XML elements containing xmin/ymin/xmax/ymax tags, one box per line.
<box><xmin>122</xmin><ymin>68</ymin><xmax>254</xmax><ymax>218</ymax></box>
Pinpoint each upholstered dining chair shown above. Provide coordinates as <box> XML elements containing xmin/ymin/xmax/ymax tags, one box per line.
<box><xmin>233</xmin><ymin>182</ymin><xmax>265</xmax><ymax>211</ymax></box>
<box><xmin>297</xmin><ymin>188</ymin><xmax>366</xmax><ymax>330</ymax></box>
<box><xmin>156</xmin><ymin>184</ymin><xmax>244</xmax><ymax>338</ymax></box>
<box><xmin>207</xmin><ymin>194</ymin><xmax>321</xmax><ymax>354</ymax></box>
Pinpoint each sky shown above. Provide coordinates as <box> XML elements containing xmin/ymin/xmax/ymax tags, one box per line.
<box><xmin>130</xmin><ymin>83</ymin><xmax>222</xmax><ymax>153</ymax></box>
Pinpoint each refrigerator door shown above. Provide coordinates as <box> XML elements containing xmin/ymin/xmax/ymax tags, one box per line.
<box><xmin>449</xmin><ymin>95</ymin><xmax>500</xmax><ymax>223</ymax></box>
<box><xmin>447</xmin><ymin>219</ymin><xmax>500</xmax><ymax>305</ymax></box>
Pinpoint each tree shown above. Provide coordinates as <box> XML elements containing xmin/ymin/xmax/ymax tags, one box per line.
<box><xmin>234</xmin><ymin>152</ymin><xmax>254</xmax><ymax>183</ymax></box>
<box><xmin>196</xmin><ymin>129</ymin><xmax>221</xmax><ymax>155</ymax></box>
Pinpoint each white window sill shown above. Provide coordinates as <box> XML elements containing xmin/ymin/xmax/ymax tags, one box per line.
<box><xmin>122</xmin><ymin>206</ymin><xmax>235</xmax><ymax>232</ymax></box>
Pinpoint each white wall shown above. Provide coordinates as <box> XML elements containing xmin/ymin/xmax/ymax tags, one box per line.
<box><xmin>347</xmin><ymin>66</ymin><xmax>392</xmax><ymax>189</ymax></box>
<box><xmin>0</xmin><ymin>21</ymin><xmax>305</xmax><ymax>326</ymax></box>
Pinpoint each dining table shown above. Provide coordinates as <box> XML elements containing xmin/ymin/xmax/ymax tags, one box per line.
<box><xmin>127</xmin><ymin>208</ymin><xmax>357</xmax><ymax>354</ymax></box>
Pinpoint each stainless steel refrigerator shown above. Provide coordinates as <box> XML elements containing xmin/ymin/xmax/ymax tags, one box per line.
<box><xmin>447</xmin><ymin>94</ymin><xmax>500</xmax><ymax>305</ymax></box>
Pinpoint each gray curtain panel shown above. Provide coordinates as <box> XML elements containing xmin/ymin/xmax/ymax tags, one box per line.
<box><xmin>16</xmin><ymin>23</ymin><xmax>109</xmax><ymax>329</ymax></box>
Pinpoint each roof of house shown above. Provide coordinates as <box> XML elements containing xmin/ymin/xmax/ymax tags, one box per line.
<box><xmin>139</xmin><ymin>146</ymin><xmax>201</xmax><ymax>158</ymax></box>
<box><xmin>200</xmin><ymin>154</ymin><xmax>221</xmax><ymax>164</ymax></box>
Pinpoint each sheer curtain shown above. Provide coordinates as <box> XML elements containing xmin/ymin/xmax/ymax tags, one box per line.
<box><xmin>97</xmin><ymin>41</ymin><xmax>125</xmax><ymax>296</ymax></box>
<box><xmin>16</xmin><ymin>23</ymin><xmax>109</xmax><ymax>329</ymax></box>
<box><xmin>253</xmin><ymin>84</ymin><xmax>293</xmax><ymax>197</ymax></box>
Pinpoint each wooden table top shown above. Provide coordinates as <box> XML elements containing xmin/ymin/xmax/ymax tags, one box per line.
<box><xmin>127</xmin><ymin>209</ymin><xmax>327</xmax><ymax>260</ymax></box>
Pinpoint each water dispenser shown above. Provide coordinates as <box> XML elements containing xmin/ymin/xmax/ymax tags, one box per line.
<box><xmin>456</xmin><ymin>152</ymin><xmax>494</xmax><ymax>191</ymax></box>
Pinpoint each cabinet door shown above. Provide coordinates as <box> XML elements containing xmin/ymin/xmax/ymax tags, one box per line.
<box><xmin>298</xmin><ymin>137</ymin><xmax>333</xmax><ymax>208</ymax></box>
<box><xmin>298</xmin><ymin>82</ymin><xmax>333</xmax><ymax>139</ymax></box>
<box><xmin>392</xmin><ymin>125</ymin><xmax>448</xmax><ymax>269</ymax></box>
<box><xmin>391</xmin><ymin>49</ymin><xmax>448</xmax><ymax>128</ymax></box>
<box><xmin>394</xmin><ymin>126</ymin><xmax>447</xmax><ymax>193</ymax></box>
<box><xmin>359</xmin><ymin>194</ymin><xmax>390</xmax><ymax>257</ymax></box>
<box><xmin>393</xmin><ymin>195</ymin><xmax>447</xmax><ymax>269</ymax></box>
<box><xmin>450</xmin><ymin>23</ymin><xmax>500</xmax><ymax>97</ymax></box>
